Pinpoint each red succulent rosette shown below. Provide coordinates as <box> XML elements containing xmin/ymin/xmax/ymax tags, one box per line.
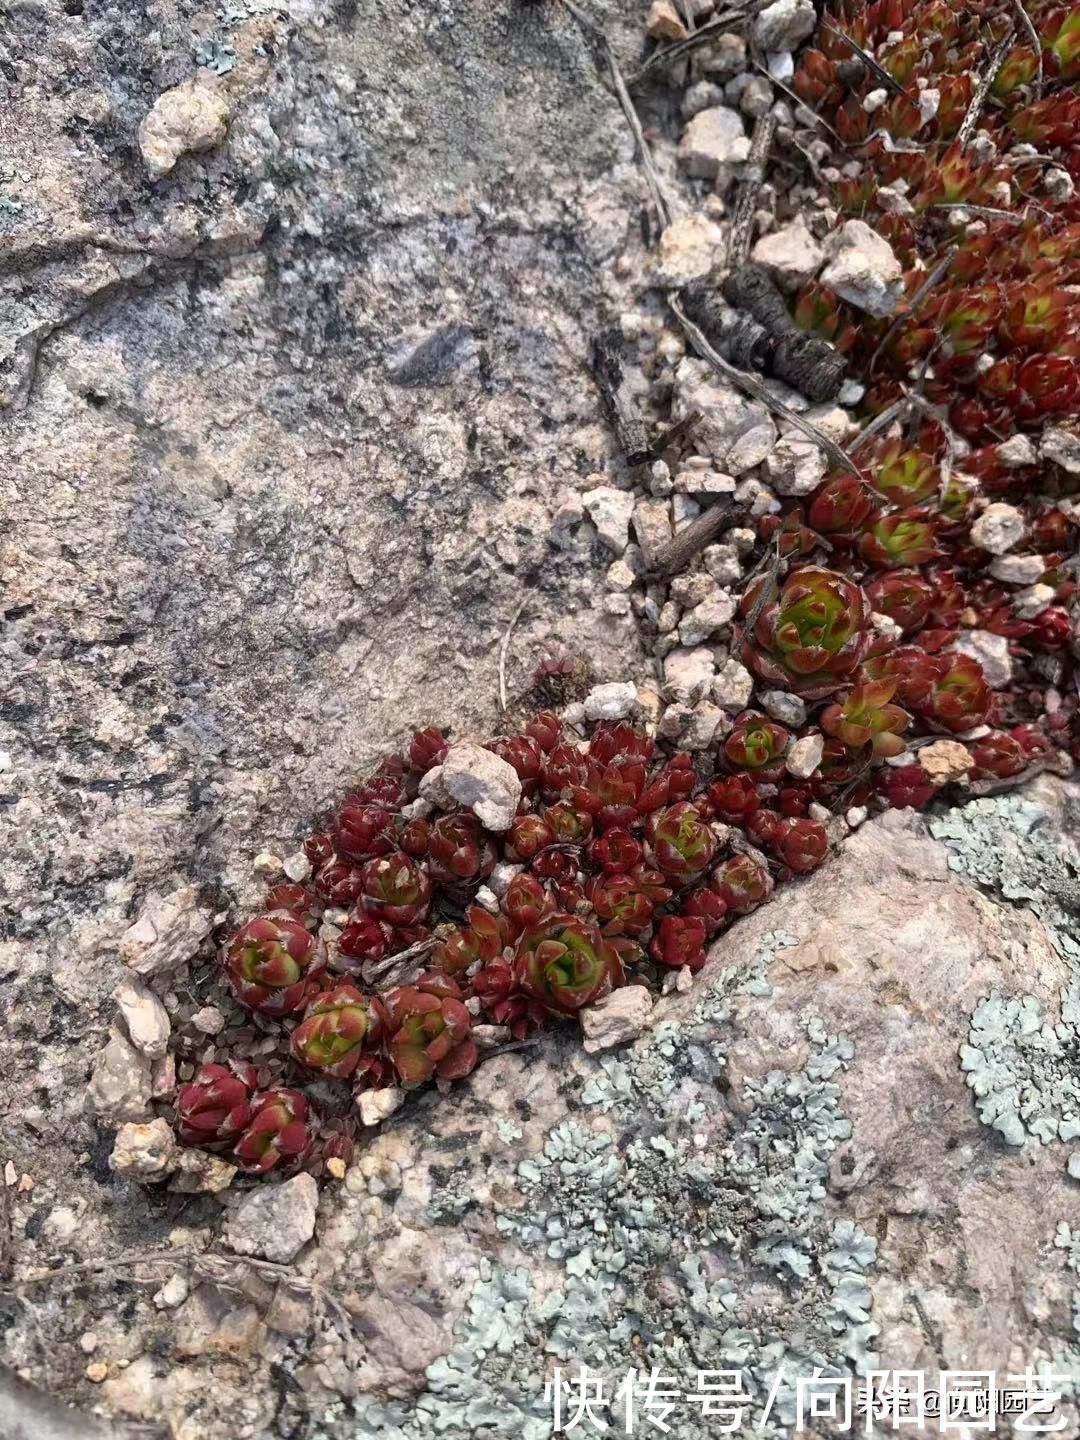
<box><xmin>970</xmin><ymin>730</ymin><xmax>1027</xmax><ymax>780</ymax></box>
<box><xmin>290</xmin><ymin>983</ymin><xmax>383</xmax><ymax>1080</ymax></box>
<box><xmin>408</xmin><ymin>725</ymin><xmax>449</xmax><ymax>773</ymax></box>
<box><xmin>680</xmin><ymin>885</ymin><xmax>729</xmax><ymax>938</ymax></box>
<box><xmin>820</xmin><ymin>680</ymin><xmax>910</xmax><ymax>758</ymax></box>
<box><xmin>359</xmin><ymin>851</ymin><xmax>433</xmax><ymax>927</ymax></box>
<box><xmin>588</xmin><ymin>827</ymin><xmax>644</xmax><ymax>874</ymax></box>
<box><xmin>332</xmin><ymin>802</ymin><xmax>395</xmax><ymax>862</ymax></box>
<box><xmin>176</xmin><ymin>1061</ymin><xmax>258</xmax><ymax>1149</ymax></box>
<box><xmin>701</xmin><ymin>773</ymin><xmax>761</xmax><ymax>826</ymax></box>
<box><xmin>514</xmin><ymin>913</ymin><xmax>623</xmax><ymax>1016</ymax></box>
<box><xmin>723</xmin><ymin>712</ymin><xmax>790</xmax><ymax>781</ymax></box>
<box><xmin>649</xmin><ymin>915</ymin><xmax>708</xmax><ymax>971</ymax></box>
<box><xmin>585</xmin><ymin>872</ymin><xmax>657</xmax><ymax>937</ymax></box>
<box><xmin>427</xmin><ymin>813</ymin><xmax>497</xmax><ymax>885</ymax></box>
<box><xmin>742</xmin><ymin>566</ymin><xmax>870</xmax><ymax>699</ymax></box>
<box><xmin>233</xmin><ymin>1088</ymin><xmax>315</xmax><ymax>1175</ymax></box>
<box><xmin>648</xmin><ymin>802</ymin><xmax>720</xmax><ymax>878</ymax></box>
<box><xmin>711</xmin><ymin>854</ymin><xmax>772</xmax><ymax>915</ymax></box>
<box><xmin>877</xmin><ymin>763</ymin><xmax>936</xmax><ymax>809</ymax></box>
<box><xmin>223</xmin><ymin>912</ymin><xmax>326</xmax><ymax>1016</ymax></box>
<box><xmin>382</xmin><ymin>973</ymin><xmax>478</xmax><ymax>1086</ymax></box>
<box><xmin>773</xmin><ymin>817</ymin><xmax>829</xmax><ymax>874</ymax></box>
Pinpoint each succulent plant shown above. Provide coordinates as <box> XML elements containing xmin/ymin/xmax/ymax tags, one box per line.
<box><xmin>290</xmin><ymin>984</ymin><xmax>383</xmax><ymax>1080</ymax></box>
<box><xmin>865</xmin><ymin>571</ymin><xmax>934</xmax><ymax>635</ymax></box>
<box><xmin>772</xmin><ymin>817</ymin><xmax>829</xmax><ymax>874</ymax></box>
<box><xmin>332</xmin><ymin>802</ymin><xmax>395</xmax><ymax>862</ymax></box>
<box><xmin>648</xmin><ymin>801</ymin><xmax>720</xmax><ymax>878</ymax></box>
<box><xmin>223</xmin><ymin>913</ymin><xmax>326</xmax><ymax>1016</ymax></box>
<box><xmin>427</xmin><ymin>813</ymin><xmax>496</xmax><ymax>885</ymax></box>
<box><xmin>233</xmin><ymin>1088</ymin><xmax>315</xmax><ymax>1175</ymax></box>
<box><xmin>820</xmin><ymin>680</ymin><xmax>910</xmax><ymax>758</ymax></box>
<box><xmin>701</xmin><ymin>773</ymin><xmax>761</xmax><ymax>826</ymax></box>
<box><xmin>382</xmin><ymin>973</ymin><xmax>478</xmax><ymax>1086</ymax></box>
<box><xmin>859</xmin><ymin>509</ymin><xmax>942</xmax><ymax>569</ymax></box>
<box><xmin>515</xmin><ymin>913</ymin><xmax>622</xmax><ymax>1016</ymax></box>
<box><xmin>711</xmin><ymin>854</ymin><xmax>772</xmax><ymax>915</ymax></box>
<box><xmin>722</xmin><ymin>712</ymin><xmax>790</xmax><ymax>781</ymax></box>
<box><xmin>176</xmin><ymin>1061</ymin><xmax>258</xmax><ymax>1149</ymax></box>
<box><xmin>589</xmin><ymin>827</ymin><xmax>645</xmax><ymax>874</ymax></box>
<box><xmin>877</xmin><ymin>763</ymin><xmax>936</xmax><ymax>810</ymax></box>
<box><xmin>742</xmin><ymin>566</ymin><xmax>870</xmax><ymax>699</ymax></box>
<box><xmin>359</xmin><ymin>852</ymin><xmax>433</xmax><ymax>927</ymax></box>
<box><xmin>970</xmin><ymin>730</ymin><xmax>1028</xmax><ymax>780</ymax></box>
<box><xmin>585</xmin><ymin>872</ymin><xmax>658</xmax><ymax>937</ymax></box>
<box><xmin>649</xmin><ymin>915</ymin><xmax>708</xmax><ymax>971</ymax></box>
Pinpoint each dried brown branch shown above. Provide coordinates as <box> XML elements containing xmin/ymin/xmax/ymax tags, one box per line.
<box><xmin>649</xmin><ymin>499</ymin><xmax>736</xmax><ymax>577</ymax></box>
<box><xmin>752</xmin><ymin>60</ymin><xmax>847</xmax><ymax>147</ymax></box>
<box><xmin>868</xmin><ymin>244</ymin><xmax>958</xmax><ymax>374</ymax></box>
<box><xmin>727</xmin><ymin>113</ymin><xmax>776</xmax><ymax>268</ymax></box>
<box><xmin>956</xmin><ymin>27</ymin><xmax>1015</xmax><ymax>147</ymax></box>
<box><xmin>668</xmin><ymin>294</ymin><xmax>861</xmax><ymax>476</ymax></box>
<box><xmin>558</xmin><ymin>0</ymin><xmax>672</xmax><ymax>233</ymax></box>
<box><xmin>648</xmin><ymin>408</ymin><xmax>703</xmax><ymax>459</ymax></box>
<box><xmin>498</xmin><ymin>597</ymin><xmax>528</xmax><ymax>715</ymax></box>
<box><xmin>591</xmin><ymin>328</ymin><xmax>652</xmax><ymax>465</ymax></box>
<box><xmin>850</xmin><ymin>398</ymin><xmax>906</xmax><ymax>452</ymax></box>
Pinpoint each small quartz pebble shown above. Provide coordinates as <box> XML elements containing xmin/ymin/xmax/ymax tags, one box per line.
<box><xmin>996</xmin><ymin>434</ymin><xmax>1037</xmax><ymax>467</ymax></box>
<box><xmin>846</xmin><ymin>806</ymin><xmax>868</xmax><ymax>828</ymax></box>
<box><xmin>989</xmin><ymin>554</ymin><xmax>1044</xmax><ymax>586</ymax></box>
<box><xmin>581</xmin><ymin>985</ymin><xmax>653</xmax><ymax>1054</ymax></box>
<box><xmin>283</xmin><ymin>851</ymin><xmax>311</xmax><ymax>883</ymax></box>
<box><xmin>115</xmin><ymin>978</ymin><xmax>171</xmax><ymax>1060</ymax></box>
<box><xmin>110</xmin><ymin>1120</ymin><xmax>179</xmax><ymax>1182</ymax></box>
<box><xmin>970</xmin><ymin>502</ymin><xmax>1025</xmax><ymax>555</ymax></box>
<box><xmin>646</xmin><ymin>0</ymin><xmax>687</xmax><ymax>40</ymax></box>
<box><xmin>191</xmin><ymin>1005</ymin><xmax>225</xmax><ymax>1035</ymax></box>
<box><xmin>918</xmin><ymin>739</ymin><xmax>973</xmax><ymax>786</ymax></box>
<box><xmin>79</xmin><ymin>1333</ymin><xmax>99</xmax><ymax>1355</ymax></box>
<box><xmin>785</xmin><ymin>733</ymin><xmax>823</xmax><ymax>779</ymax></box>
<box><xmin>85</xmin><ymin>1362</ymin><xmax>109</xmax><ymax>1384</ymax></box>
<box><xmin>583</xmin><ymin>681</ymin><xmax>637</xmax><ymax>723</ymax></box>
<box><xmin>758</xmin><ymin>690</ymin><xmax>807</xmax><ymax>727</ymax></box>
<box><xmin>154</xmin><ymin>1273</ymin><xmax>189</xmax><ymax>1309</ymax></box>
<box><xmin>357</xmin><ymin>1087</ymin><xmax>406</xmax><ymax>1127</ymax></box>
<box><xmin>430</xmin><ymin>743</ymin><xmax>522</xmax><ymax>831</ymax></box>
<box><xmin>252</xmin><ymin>852</ymin><xmax>284</xmax><ymax>880</ymax></box>
<box><xmin>954</xmin><ymin>630</ymin><xmax>1012</xmax><ymax>689</ymax></box>
<box><xmin>750</xmin><ymin>214</ymin><xmax>824</xmax><ymax>291</ymax></box>
<box><xmin>712</xmin><ymin>658</ymin><xmax>755</xmax><ymax>713</ymax></box>
<box><xmin>820</xmin><ymin>219</ymin><xmax>904</xmax><ymax>317</ymax></box>
<box><xmin>582</xmin><ymin>486</ymin><xmax>635</xmax><ymax>553</ymax></box>
<box><xmin>225</xmin><ymin>1173</ymin><xmax>319</xmax><ymax>1264</ymax></box>
<box><xmin>326</xmin><ymin>1157</ymin><xmax>347</xmax><ymax>1180</ymax></box>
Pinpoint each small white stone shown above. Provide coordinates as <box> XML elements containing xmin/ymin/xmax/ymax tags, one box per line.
<box><xmin>765</xmin><ymin>436</ymin><xmax>827</xmax><ymax>497</ymax></box>
<box><xmin>583</xmin><ymin>681</ymin><xmax>638</xmax><ymax>723</ymax></box>
<box><xmin>917</xmin><ymin>739</ymin><xmax>973</xmax><ymax>786</ymax></box>
<box><xmin>583</xmin><ymin>486</ymin><xmax>635</xmax><ymax>553</ymax></box>
<box><xmin>862</xmin><ymin>87</ymin><xmax>888</xmax><ymax>113</ymax></box>
<box><xmin>1014</xmin><ymin>583</ymin><xmax>1055</xmax><ymax>620</ymax></box>
<box><xmin>953</xmin><ymin>631</ymin><xmax>1011</xmax><ymax>689</ymax></box>
<box><xmin>678</xmin><ymin>591</ymin><xmax>737</xmax><ymax>647</ymax></box>
<box><xmin>663</xmin><ymin>646</ymin><xmax>716</xmax><ymax>702</ymax></box>
<box><xmin>750</xmin><ymin>214</ymin><xmax>825</xmax><ymax>292</ymax></box>
<box><xmin>1041</xmin><ymin>427</ymin><xmax>1080</xmax><ymax>475</ymax></box>
<box><xmin>646</xmin><ymin>0</ymin><xmax>687</xmax><ymax>39</ymax></box>
<box><xmin>702</xmin><ymin>543</ymin><xmax>742</xmax><ymax>586</ymax></box>
<box><xmin>474</xmin><ymin>885</ymin><xmax>500</xmax><ymax>915</ymax></box>
<box><xmin>785</xmin><ymin>733</ymin><xmax>823</xmax><ymax>779</ymax></box>
<box><xmin>727</xmin><ymin>422</ymin><xmax>777</xmax><ymax>474</ymax></box>
<box><xmin>995</xmin><ymin>434</ymin><xmax>1037</xmax><ymax>468</ymax></box>
<box><xmin>989</xmin><ymin>554</ymin><xmax>1045</xmax><ymax>586</ymax></box>
<box><xmin>970</xmin><ymin>502</ymin><xmax>1025</xmax><ymax>556</ymax></box>
<box><xmin>581</xmin><ymin>986</ymin><xmax>653</xmax><ymax>1054</ymax></box>
<box><xmin>115</xmin><ymin>978</ymin><xmax>171</xmax><ymax>1060</ymax></box>
<box><xmin>753</xmin><ymin>0</ymin><xmax>816</xmax><ymax>52</ymax></box>
<box><xmin>283</xmin><ymin>851</ymin><xmax>311</xmax><ymax>883</ymax></box>
<box><xmin>252</xmin><ymin>852</ymin><xmax>284</xmax><ymax>880</ymax></box>
<box><xmin>225</xmin><ymin>1174</ymin><xmax>319</xmax><ymax>1264</ymax></box>
<box><xmin>191</xmin><ymin>1005</ymin><xmax>225</xmax><ymax>1036</ymax></box>
<box><xmin>656</xmin><ymin>214</ymin><xmax>727</xmax><ymax>286</ymax></box>
<box><xmin>356</xmin><ymin>1087</ymin><xmax>406</xmax><ymax>1127</ymax></box>
<box><xmin>758</xmin><ymin>690</ymin><xmax>807</xmax><ymax>727</ymax></box>
<box><xmin>436</xmin><ymin>742</ymin><xmax>522</xmax><ymax>832</ymax></box>
<box><xmin>678</xmin><ymin>106</ymin><xmax>749</xmax><ymax>178</ymax></box>
<box><xmin>110</xmin><ymin>1119</ymin><xmax>179</xmax><ymax>1182</ymax></box>
<box><xmin>154</xmin><ymin>1273</ymin><xmax>189</xmax><ymax>1309</ymax></box>
<box><xmin>820</xmin><ymin>219</ymin><xmax>904</xmax><ymax>317</ymax></box>
<box><xmin>675</xmin><ymin>965</ymin><xmax>695</xmax><ymax>993</ymax></box>
<box><xmin>488</xmin><ymin>861</ymin><xmax>524</xmax><ymax>898</ymax></box>
<box><xmin>845</xmin><ymin>806</ymin><xmax>868</xmax><ymax>828</ymax></box>
<box><xmin>712</xmin><ymin>658</ymin><xmax>755</xmax><ymax>713</ymax></box>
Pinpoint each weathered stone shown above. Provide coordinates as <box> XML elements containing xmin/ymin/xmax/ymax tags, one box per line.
<box><xmin>357</xmin><ymin>1087</ymin><xmax>407</xmax><ymax>1127</ymax></box>
<box><xmin>225</xmin><ymin>1174</ymin><xmax>319</xmax><ymax>1265</ymax></box>
<box><xmin>167</xmin><ymin>1150</ymin><xmax>238</xmax><ymax>1195</ymax></box>
<box><xmin>953</xmin><ymin>630</ymin><xmax>1012</xmax><ymax>689</ymax></box>
<box><xmin>581</xmin><ymin>986</ymin><xmax>653</xmax><ymax>1053</ymax></box>
<box><xmin>582</xmin><ymin>486</ymin><xmax>635</xmax><ymax>554</ymax></box>
<box><xmin>821</xmin><ymin>219</ymin><xmax>904</xmax><ymax>317</ymax></box>
<box><xmin>655</xmin><ymin>214</ymin><xmax>726</xmax><ymax>286</ymax></box>
<box><xmin>751</xmin><ymin>215</ymin><xmax>824</xmax><ymax>291</ymax></box>
<box><xmin>138</xmin><ymin>78</ymin><xmax>229</xmax><ymax>179</ymax></box>
<box><xmin>118</xmin><ymin>887</ymin><xmax>214</xmax><ymax>977</ymax></box>
<box><xmin>663</xmin><ymin>646</ymin><xmax>716</xmax><ymax>702</ymax></box>
<box><xmin>677</xmin><ymin>106</ymin><xmax>749</xmax><ymax>178</ymax></box>
<box><xmin>918</xmin><ymin>739</ymin><xmax>973</xmax><ymax>785</ymax></box>
<box><xmin>753</xmin><ymin>0</ymin><xmax>817</xmax><ymax>51</ymax></box>
<box><xmin>109</xmin><ymin>1120</ymin><xmax>178</xmax><ymax>1182</ymax></box>
<box><xmin>785</xmin><ymin>732</ymin><xmax>823</xmax><ymax>779</ymax></box>
<box><xmin>114</xmin><ymin>978</ymin><xmax>171</xmax><ymax>1060</ymax></box>
<box><xmin>583</xmin><ymin>682</ymin><xmax>637</xmax><ymax>723</ymax></box>
<box><xmin>432</xmin><ymin>743</ymin><xmax>521</xmax><ymax>832</ymax></box>
<box><xmin>88</xmin><ymin>1027</ymin><xmax>153</xmax><ymax>1125</ymax></box>
<box><xmin>970</xmin><ymin>503</ymin><xmax>1026</xmax><ymax>555</ymax></box>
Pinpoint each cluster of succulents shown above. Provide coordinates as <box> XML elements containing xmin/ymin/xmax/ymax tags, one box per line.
<box><xmin>163</xmin><ymin>0</ymin><xmax>1078</xmax><ymax>1186</ymax></box>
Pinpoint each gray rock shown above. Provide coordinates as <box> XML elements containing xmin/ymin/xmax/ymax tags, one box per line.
<box><xmin>821</xmin><ymin>219</ymin><xmax>904</xmax><ymax>317</ymax></box>
<box><xmin>225</xmin><ymin>1174</ymin><xmax>319</xmax><ymax>1265</ymax></box>
<box><xmin>989</xmin><ymin>554</ymin><xmax>1045</xmax><ymax>586</ymax></box>
<box><xmin>673</xmin><ymin>358</ymin><xmax>774</xmax><ymax>468</ymax></box>
<box><xmin>632</xmin><ymin>498</ymin><xmax>675</xmax><ymax>567</ymax></box>
<box><xmin>785</xmin><ymin>732</ymin><xmax>824</xmax><ymax>779</ymax></box>
<box><xmin>88</xmin><ymin>1027</ymin><xmax>153</xmax><ymax>1125</ymax></box>
<box><xmin>114</xmin><ymin>978</ymin><xmax>171</xmax><ymax>1060</ymax></box>
<box><xmin>678</xmin><ymin>589</ymin><xmax>737</xmax><ymax>646</ymax></box>
<box><xmin>583</xmin><ymin>682</ymin><xmax>637</xmax><ymax>723</ymax></box>
<box><xmin>753</xmin><ymin>0</ymin><xmax>817</xmax><ymax>52</ymax></box>
<box><xmin>117</xmin><ymin>887</ymin><xmax>215</xmax><ymax>977</ymax></box>
<box><xmin>765</xmin><ymin>435</ymin><xmax>827</xmax><ymax>496</ymax></box>
<box><xmin>682</xmin><ymin>80</ymin><xmax>725</xmax><ymax>118</ymax></box>
<box><xmin>970</xmin><ymin>503</ymin><xmax>1026</xmax><ymax>556</ymax></box>
<box><xmin>751</xmin><ymin>215</ymin><xmax>824</xmax><ymax>291</ymax></box>
<box><xmin>435</xmin><ymin>743</ymin><xmax>522</xmax><ymax>832</ymax></box>
<box><xmin>712</xmin><ymin>657</ymin><xmax>755</xmax><ymax>713</ymax></box>
<box><xmin>953</xmin><ymin>631</ymin><xmax>1012</xmax><ymax>689</ymax></box>
<box><xmin>138</xmin><ymin>78</ymin><xmax>229</xmax><ymax>179</ymax></box>
<box><xmin>1040</xmin><ymin>427</ymin><xmax>1080</xmax><ymax>475</ymax></box>
<box><xmin>663</xmin><ymin>646</ymin><xmax>716</xmax><ymax>702</ymax></box>
<box><xmin>759</xmin><ymin>689</ymin><xmax>808</xmax><ymax>726</ymax></box>
<box><xmin>580</xmin><ymin>986</ymin><xmax>653</xmax><ymax>1054</ymax></box>
<box><xmin>702</xmin><ymin>542</ymin><xmax>743</xmax><ymax>586</ymax></box>
<box><xmin>109</xmin><ymin>1120</ymin><xmax>179</xmax><ymax>1182</ymax></box>
<box><xmin>995</xmin><ymin>434</ymin><xmax>1038</xmax><ymax>468</ymax></box>
<box><xmin>726</xmin><ymin>421</ymin><xmax>778</xmax><ymax>474</ymax></box>
<box><xmin>582</xmin><ymin>486</ymin><xmax>635</xmax><ymax>554</ymax></box>
<box><xmin>677</xmin><ymin>106</ymin><xmax>749</xmax><ymax>178</ymax></box>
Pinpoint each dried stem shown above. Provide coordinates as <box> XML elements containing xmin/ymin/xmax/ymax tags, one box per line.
<box><xmin>1008</xmin><ymin>0</ymin><xmax>1044</xmax><ymax>99</ymax></box>
<box><xmin>498</xmin><ymin>597</ymin><xmax>528</xmax><ymax>716</ymax></box>
<box><xmin>649</xmin><ymin>499</ymin><xmax>736</xmax><ymax>577</ymax></box>
<box><xmin>956</xmin><ymin>27</ymin><xmax>1015</xmax><ymax>148</ymax></box>
<box><xmin>727</xmin><ymin>113</ymin><xmax>776</xmax><ymax>269</ymax></box>
<box><xmin>591</xmin><ymin>328</ymin><xmax>652</xmax><ymax>465</ymax></box>
<box><xmin>868</xmin><ymin>244</ymin><xmax>958</xmax><ymax>374</ymax></box>
<box><xmin>821</xmin><ymin>17</ymin><xmax>905</xmax><ymax>96</ymax></box>
<box><xmin>628</xmin><ymin>10</ymin><xmax>750</xmax><ymax>86</ymax></box>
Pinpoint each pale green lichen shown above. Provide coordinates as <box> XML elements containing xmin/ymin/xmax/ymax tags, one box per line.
<box><xmin>329</xmin><ymin>932</ymin><xmax>877</xmax><ymax>1439</ymax></box>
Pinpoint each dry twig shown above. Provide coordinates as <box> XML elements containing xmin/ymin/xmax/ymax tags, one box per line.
<box><xmin>498</xmin><ymin>598</ymin><xmax>528</xmax><ymax>715</ymax></box>
<box><xmin>628</xmin><ymin>10</ymin><xmax>749</xmax><ymax>85</ymax></box>
<box><xmin>868</xmin><ymin>244</ymin><xmax>958</xmax><ymax>374</ymax></box>
<box><xmin>727</xmin><ymin>113</ymin><xmax>776</xmax><ymax>268</ymax></box>
<box><xmin>649</xmin><ymin>499</ymin><xmax>736</xmax><ymax>577</ymax></box>
<box><xmin>956</xmin><ymin>27</ymin><xmax>1015</xmax><ymax>147</ymax></box>
<box><xmin>821</xmin><ymin>16</ymin><xmax>906</xmax><ymax>96</ymax></box>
